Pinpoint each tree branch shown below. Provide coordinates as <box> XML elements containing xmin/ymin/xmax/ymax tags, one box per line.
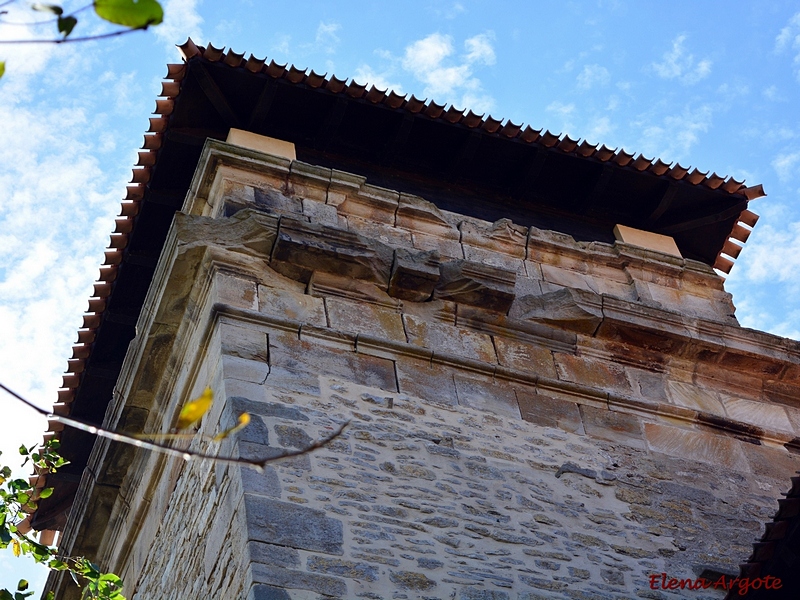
<box><xmin>0</xmin><ymin>26</ymin><xmax>148</xmax><ymax>44</ymax></box>
<box><xmin>0</xmin><ymin>382</ymin><xmax>349</xmax><ymax>472</ymax></box>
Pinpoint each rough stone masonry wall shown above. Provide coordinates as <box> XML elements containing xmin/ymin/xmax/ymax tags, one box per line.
<box><xmin>72</xmin><ymin>140</ymin><xmax>800</xmax><ymax>600</ymax></box>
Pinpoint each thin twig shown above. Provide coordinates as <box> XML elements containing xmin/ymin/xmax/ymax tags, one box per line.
<box><xmin>0</xmin><ymin>382</ymin><xmax>349</xmax><ymax>472</ymax></box>
<box><xmin>0</xmin><ymin>3</ymin><xmax>94</xmax><ymax>26</ymax></box>
<box><xmin>0</xmin><ymin>26</ymin><xmax>148</xmax><ymax>44</ymax></box>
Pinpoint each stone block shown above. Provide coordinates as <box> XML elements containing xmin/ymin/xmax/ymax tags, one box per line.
<box><xmin>460</xmin><ymin>217</ymin><xmax>528</xmax><ymax>258</ymax></box>
<box><xmin>666</xmin><ymin>381</ymin><xmax>725</xmax><ymax>416</ymax></box>
<box><xmin>517</xmin><ymin>391</ymin><xmax>583</xmax><ymax>434</ymax></box>
<box><xmin>396</xmin><ymin>193</ymin><xmax>455</xmax><ymax>236</ymax></box>
<box><xmin>434</xmin><ymin>260</ymin><xmax>517</xmax><ymax>313</ymax></box>
<box><xmin>222</xmin><ymin>355</ymin><xmax>271</xmax><ymax>384</ymax></box>
<box><xmin>270</xmin><ymin>329</ymin><xmax>396</xmax><ymax>392</ymax></box>
<box><xmin>346</xmin><ymin>214</ymin><xmax>413</xmax><ymax>246</ymax></box>
<box><xmin>554</xmin><ymin>353</ymin><xmax>632</xmax><ymax>395</ymax></box>
<box><xmin>741</xmin><ymin>443</ymin><xmax>800</xmax><ymax>484</ymax></box>
<box><xmin>253</xmin><ymin>187</ymin><xmax>303</xmax><ymax>216</ymax></box>
<box><xmin>411</xmin><ymin>230</ymin><xmax>464</xmax><ymax>258</ymax></box>
<box><xmin>250</xmin><ymin>564</ymin><xmax>347</xmax><ymax>597</ymax></box>
<box><xmin>307</xmin><ymin>556</ymin><xmax>379</xmax><ymax>581</ymax></box>
<box><xmin>257</xmin><ymin>284</ymin><xmax>326</xmax><ymax>326</ymax></box>
<box><xmin>395</xmin><ymin>356</ymin><xmax>458</xmax><ymax>405</ymax></box>
<box><xmin>248</xmin><ymin>585</ymin><xmax>290</xmax><ymax>600</ymax></box>
<box><xmin>626</xmin><ymin>368</ymin><xmax>668</xmax><ymax>403</ymax></box>
<box><xmin>270</xmin><ymin>216</ymin><xmax>393</xmax><ymax>285</ymax></box>
<box><xmin>388</xmin><ymin>570</ymin><xmax>437</xmax><ymax>590</ymax></box>
<box><xmin>510</xmin><ymin>288</ymin><xmax>603</xmax><ymax>334</ymax></box>
<box><xmin>720</xmin><ymin>396</ymin><xmax>793</xmax><ymax>432</ymax></box>
<box><xmin>287</xmin><ymin>160</ymin><xmax>330</xmax><ymax>204</ymax></box>
<box><xmin>219</xmin><ymin>321</ymin><xmax>268</xmax><ymax>360</ymax></box>
<box><xmin>337</xmin><ymin>182</ymin><xmax>398</xmax><ymax>224</ymax></box>
<box><xmin>244</xmin><ymin>494</ymin><xmax>344</xmax><ymax>554</ymax></box>
<box><xmin>215</xmin><ymin>271</ymin><xmax>258</xmax><ymax>310</ymax></box>
<box><xmin>540</xmin><ymin>264</ymin><xmax>599</xmax><ymax>294</ymax></box>
<box><xmin>454</xmin><ymin>374</ymin><xmax>521</xmax><ymax>419</ymax></box>
<box><xmin>643</xmin><ymin>423</ymin><xmax>751</xmax><ymax>472</ymax></box>
<box><xmin>325</xmin><ymin>296</ymin><xmax>406</xmax><ymax>342</ymax></box>
<box><xmin>493</xmin><ymin>337</ymin><xmax>558</xmax><ymax>379</ymax></box>
<box><xmin>301</xmin><ymin>197</ymin><xmax>338</xmax><ymax>226</ymax></box>
<box><xmin>388</xmin><ymin>247</ymin><xmax>441</xmax><ymax>302</ymax></box>
<box><xmin>240</xmin><ymin>465</ymin><xmax>281</xmax><ymax>498</ymax></box>
<box><xmin>580</xmin><ymin>405</ymin><xmax>645</xmax><ymax>448</ymax></box>
<box><xmin>247</xmin><ymin>541</ymin><xmax>300</xmax><ymax>568</ymax></box>
<box><xmin>403</xmin><ymin>313</ymin><xmax>497</xmax><ymax>364</ymax></box>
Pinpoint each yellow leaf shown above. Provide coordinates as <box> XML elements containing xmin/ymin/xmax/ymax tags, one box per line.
<box><xmin>212</xmin><ymin>412</ymin><xmax>251</xmax><ymax>442</ymax></box>
<box><xmin>176</xmin><ymin>387</ymin><xmax>213</xmax><ymax>430</ymax></box>
<box><xmin>12</xmin><ymin>539</ymin><xmax>20</xmax><ymax>557</ymax></box>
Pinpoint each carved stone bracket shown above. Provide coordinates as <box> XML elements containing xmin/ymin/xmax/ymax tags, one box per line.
<box><xmin>270</xmin><ymin>216</ymin><xmax>394</xmax><ymax>285</ymax></box>
<box><xmin>433</xmin><ymin>259</ymin><xmax>516</xmax><ymax>313</ymax></box>
<box><xmin>510</xmin><ymin>288</ymin><xmax>603</xmax><ymax>334</ymax></box>
<box><xmin>388</xmin><ymin>248</ymin><xmax>441</xmax><ymax>302</ymax></box>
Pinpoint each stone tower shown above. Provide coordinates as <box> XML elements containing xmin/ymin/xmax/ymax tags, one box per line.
<box><xmin>38</xmin><ymin>41</ymin><xmax>800</xmax><ymax>599</ymax></box>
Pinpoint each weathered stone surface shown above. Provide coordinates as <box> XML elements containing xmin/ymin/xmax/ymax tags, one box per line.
<box><xmin>454</xmin><ymin>374</ymin><xmax>521</xmax><ymax>419</ymax></box>
<box><xmin>250</xmin><ymin>563</ymin><xmax>347</xmax><ymax>596</ymax></box>
<box><xmin>257</xmin><ymin>283</ymin><xmax>327</xmax><ymax>325</ymax></box>
<box><xmin>248</xmin><ymin>542</ymin><xmax>300</xmax><ymax>568</ymax></box>
<box><xmin>388</xmin><ymin>247</ymin><xmax>441</xmax><ymax>301</ymax></box>
<box><xmin>244</xmin><ymin>495</ymin><xmax>344</xmax><ymax>555</ymax></box>
<box><xmin>644</xmin><ymin>423</ymin><xmax>751</xmax><ymax>471</ymax></box>
<box><xmin>325</xmin><ymin>296</ymin><xmax>406</xmax><ymax>342</ymax></box>
<box><xmin>554</xmin><ymin>353</ymin><xmax>632</xmax><ymax>395</ymax></box>
<box><xmin>493</xmin><ymin>337</ymin><xmax>558</xmax><ymax>379</ymax></box>
<box><xmin>270</xmin><ymin>216</ymin><xmax>393</xmax><ymax>285</ymax></box>
<box><xmin>389</xmin><ymin>570</ymin><xmax>437</xmax><ymax>590</ymax></box>
<box><xmin>248</xmin><ymin>585</ymin><xmax>290</xmax><ymax>600</ymax></box>
<box><xmin>510</xmin><ymin>288</ymin><xmax>603</xmax><ymax>334</ymax></box>
<box><xmin>517</xmin><ymin>391</ymin><xmax>583</xmax><ymax>434</ymax></box>
<box><xmin>720</xmin><ymin>396</ymin><xmax>793</xmax><ymax>432</ymax></box>
<box><xmin>307</xmin><ymin>556</ymin><xmax>379</xmax><ymax>581</ymax></box>
<box><xmin>434</xmin><ymin>259</ymin><xmax>517</xmax><ymax>313</ymax></box>
<box><xmin>403</xmin><ymin>313</ymin><xmax>497</xmax><ymax>363</ymax></box>
<box><xmin>215</xmin><ymin>271</ymin><xmax>259</xmax><ymax>310</ymax></box>
<box><xmin>580</xmin><ymin>405</ymin><xmax>645</xmax><ymax>448</ymax></box>
<box><xmin>253</xmin><ymin>187</ymin><xmax>303</xmax><ymax>215</ymax></box>
<box><xmin>667</xmin><ymin>381</ymin><xmax>725</xmax><ymax>415</ymax></box>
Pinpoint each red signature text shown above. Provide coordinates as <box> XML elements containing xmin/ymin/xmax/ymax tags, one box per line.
<box><xmin>649</xmin><ymin>572</ymin><xmax>782</xmax><ymax>595</ymax></box>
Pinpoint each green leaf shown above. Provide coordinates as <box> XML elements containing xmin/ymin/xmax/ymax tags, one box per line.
<box><xmin>58</xmin><ymin>15</ymin><xmax>77</xmax><ymax>37</ymax></box>
<box><xmin>44</xmin><ymin>593</ymin><xmax>55</xmax><ymax>600</ymax></box>
<box><xmin>15</xmin><ymin>582</ymin><xmax>27</xmax><ymax>592</ymax></box>
<box><xmin>39</xmin><ymin>487</ymin><xmax>54</xmax><ymax>499</ymax></box>
<box><xmin>31</xmin><ymin>3</ymin><xmax>63</xmax><ymax>15</ymax></box>
<box><xmin>94</xmin><ymin>0</ymin><xmax>163</xmax><ymax>28</ymax></box>
<box><xmin>0</xmin><ymin>589</ymin><xmax>13</xmax><ymax>600</ymax></box>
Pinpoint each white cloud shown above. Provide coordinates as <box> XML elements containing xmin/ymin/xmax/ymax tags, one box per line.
<box><xmin>154</xmin><ymin>0</ymin><xmax>204</xmax><ymax>55</ymax></box>
<box><xmin>545</xmin><ymin>101</ymin><xmax>576</xmax><ymax>134</ymax></box>
<box><xmin>738</xmin><ymin>222</ymin><xmax>800</xmax><ymax>287</ymax></box>
<box><xmin>633</xmin><ymin>104</ymin><xmax>713</xmax><ymax>162</ymax></box>
<box><xmin>652</xmin><ymin>35</ymin><xmax>712</xmax><ymax>84</ymax></box>
<box><xmin>316</xmin><ymin>22</ymin><xmax>341</xmax><ymax>54</ymax></box>
<box><xmin>353</xmin><ymin>65</ymin><xmax>404</xmax><ymax>93</ymax></box>
<box><xmin>775</xmin><ymin>12</ymin><xmax>800</xmax><ymax>81</ymax></box>
<box><xmin>763</xmin><ymin>85</ymin><xmax>786</xmax><ymax>101</ymax></box>
<box><xmin>586</xmin><ymin>116</ymin><xmax>614</xmax><ymax>142</ymax></box>
<box><xmin>576</xmin><ymin>64</ymin><xmax>610</xmax><ymax>90</ymax></box>
<box><xmin>464</xmin><ymin>33</ymin><xmax>496</xmax><ymax>65</ymax></box>
<box><xmin>399</xmin><ymin>32</ymin><xmax>496</xmax><ymax>112</ymax></box>
<box><xmin>772</xmin><ymin>151</ymin><xmax>800</xmax><ymax>182</ymax></box>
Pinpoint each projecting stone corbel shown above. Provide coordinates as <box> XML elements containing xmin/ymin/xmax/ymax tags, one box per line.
<box><xmin>387</xmin><ymin>248</ymin><xmax>441</xmax><ymax>302</ymax></box>
<box><xmin>510</xmin><ymin>287</ymin><xmax>603</xmax><ymax>334</ymax></box>
<box><xmin>270</xmin><ymin>216</ymin><xmax>394</xmax><ymax>285</ymax></box>
<box><xmin>433</xmin><ymin>259</ymin><xmax>516</xmax><ymax>313</ymax></box>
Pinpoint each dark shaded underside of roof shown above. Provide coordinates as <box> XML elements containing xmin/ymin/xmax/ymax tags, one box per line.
<box><xmin>32</xmin><ymin>53</ymin><xmax>754</xmax><ymax>531</ymax></box>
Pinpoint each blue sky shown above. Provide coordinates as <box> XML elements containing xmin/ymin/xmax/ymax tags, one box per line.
<box><xmin>2</xmin><ymin>0</ymin><xmax>800</xmax><ymax>592</ymax></box>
